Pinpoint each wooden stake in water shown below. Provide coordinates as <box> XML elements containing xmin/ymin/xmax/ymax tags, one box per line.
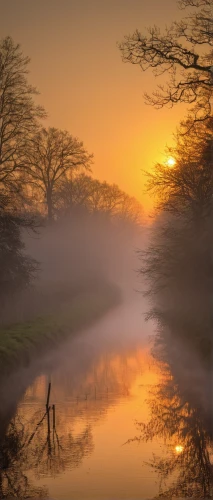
<box><xmin>46</xmin><ymin>382</ymin><xmax>51</xmax><ymax>410</ymax></box>
<box><xmin>52</xmin><ymin>404</ymin><xmax>56</xmax><ymax>430</ymax></box>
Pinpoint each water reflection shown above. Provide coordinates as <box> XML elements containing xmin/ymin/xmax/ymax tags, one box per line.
<box><xmin>0</xmin><ymin>394</ymin><xmax>94</xmax><ymax>498</ymax></box>
<box><xmin>0</xmin><ymin>415</ymin><xmax>48</xmax><ymax>498</ymax></box>
<box><xmin>134</xmin><ymin>354</ymin><xmax>213</xmax><ymax>497</ymax></box>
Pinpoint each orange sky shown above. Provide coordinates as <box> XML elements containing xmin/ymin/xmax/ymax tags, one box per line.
<box><xmin>0</xmin><ymin>0</ymin><xmax>188</xmax><ymax>213</ymax></box>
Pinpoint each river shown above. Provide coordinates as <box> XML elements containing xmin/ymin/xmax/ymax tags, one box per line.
<box><xmin>1</xmin><ymin>294</ymin><xmax>212</xmax><ymax>499</ymax></box>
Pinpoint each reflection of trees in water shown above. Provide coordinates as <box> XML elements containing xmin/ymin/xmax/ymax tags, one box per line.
<box><xmin>133</xmin><ymin>353</ymin><xmax>213</xmax><ymax>497</ymax></box>
<box><xmin>0</xmin><ymin>397</ymin><xmax>93</xmax><ymax>499</ymax></box>
<box><xmin>0</xmin><ymin>416</ymin><xmax>48</xmax><ymax>498</ymax></box>
<box><xmin>52</xmin><ymin>350</ymin><xmax>145</xmax><ymax>398</ymax></box>
<box><xmin>24</xmin><ymin>349</ymin><xmax>146</xmax><ymax>421</ymax></box>
<box><xmin>28</xmin><ymin>405</ymin><xmax>93</xmax><ymax>479</ymax></box>
<box><xmin>0</xmin><ymin>341</ymin><xmax>148</xmax><ymax>498</ymax></box>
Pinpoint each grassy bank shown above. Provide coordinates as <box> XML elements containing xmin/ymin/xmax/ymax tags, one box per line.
<box><xmin>0</xmin><ymin>282</ymin><xmax>121</xmax><ymax>375</ymax></box>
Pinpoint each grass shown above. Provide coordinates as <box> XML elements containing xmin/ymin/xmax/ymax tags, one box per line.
<box><xmin>0</xmin><ymin>282</ymin><xmax>121</xmax><ymax>375</ymax></box>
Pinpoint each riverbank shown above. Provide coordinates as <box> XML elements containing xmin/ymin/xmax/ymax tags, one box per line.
<box><xmin>0</xmin><ymin>282</ymin><xmax>121</xmax><ymax>376</ymax></box>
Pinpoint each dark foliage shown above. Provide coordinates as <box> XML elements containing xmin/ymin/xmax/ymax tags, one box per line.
<box><xmin>0</xmin><ymin>194</ymin><xmax>38</xmax><ymax>302</ymax></box>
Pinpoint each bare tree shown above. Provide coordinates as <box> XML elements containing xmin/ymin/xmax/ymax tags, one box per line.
<box><xmin>55</xmin><ymin>174</ymin><xmax>97</xmax><ymax>215</ymax></box>
<box><xmin>88</xmin><ymin>180</ymin><xmax>124</xmax><ymax>214</ymax></box>
<box><xmin>25</xmin><ymin>127</ymin><xmax>93</xmax><ymax>221</ymax></box>
<box><xmin>140</xmin><ymin>119</ymin><xmax>213</xmax><ymax>349</ymax></box>
<box><xmin>0</xmin><ymin>36</ymin><xmax>46</xmax><ymax>192</ymax></box>
<box><xmin>119</xmin><ymin>0</ymin><xmax>213</xmax><ymax>121</ymax></box>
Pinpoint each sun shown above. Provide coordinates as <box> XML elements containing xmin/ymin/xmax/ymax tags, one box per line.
<box><xmin>166</xmin><ymin>156</ymin><xmax>176</xmax><ymax>168</ymax></box>
<box><xmin>175</xmin><ymin>445</ymin><xmax>184</xmax><ymax>454</ymax></box>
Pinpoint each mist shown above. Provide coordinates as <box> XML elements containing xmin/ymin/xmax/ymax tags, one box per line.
<box><xmin>0</xmin><ymin>208</ymin><xmax>145</xmax><ymax>326</ymax></box>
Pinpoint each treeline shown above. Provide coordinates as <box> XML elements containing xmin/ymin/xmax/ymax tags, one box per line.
<box><xmin>0</xmin><ymin>36</ymin><xmax>143</xmax><ymax>312</ymax></box>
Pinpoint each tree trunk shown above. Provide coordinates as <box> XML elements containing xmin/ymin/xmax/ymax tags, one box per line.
<box><xmin>47</xmin><ymin>187</ymin><xmax>53</xmax><ymax>222</ymax></box>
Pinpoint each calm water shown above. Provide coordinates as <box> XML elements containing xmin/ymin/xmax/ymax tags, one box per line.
<box><xmin>1</xmin><ymin>296</ymin><xmax>213</xmax><ymax>499</ymax></box>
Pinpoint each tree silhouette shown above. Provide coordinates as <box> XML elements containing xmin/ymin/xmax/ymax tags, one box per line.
<box><xmin>119</xmin><ymin>0</ymin><xmax>213</xmax><ymax>122</ymax></box>
<box><xmin>0</xmin><ymin>193</ymin><xmax>38</xmax><ymax>305</ymax></box>
<box><xmin>25</xmin><ymin>127</ymin><xmax>93</xmax><ymax>221</ymax></box>
<box><xmin>0</xmin><ymin>36</ymin><xmax>45</xmax><ymax>194</ymax></box>
<box><xmin>144</xmin><ymin>119</ymin><xmax>213</xmax><ymax>223</ymax></box>
<box><xmin>54</xmin><ymin>173</ymin><xmax>143</xmax><ymax>223</ymax></box>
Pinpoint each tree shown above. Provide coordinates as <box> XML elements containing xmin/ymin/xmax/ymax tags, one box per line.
<box><xmin>0</xmin><ymin>193</ymin><xmax>38</xmax><ymax>305</ymax></box>
<box><xmin>0</xmin><ymin>36</ymin><xmax>45</xmax><ymax>193</ymax></box>
<box><xmin>88</xmin><ymin>179</ymin><xmax>124</xmax><ymax>214</ymax></box>
<box><xmin>54</xmin><ymin>173</ymin><xmax>143</xmax><ymax>223</ymax></box>
<box><xmin>25</xmin><ymin>127</ymin><xmax>93</xmax><ymax>221</ymax></box>
<box><xmin>139</xmin><ymin>118</ymin><xmax>213</xmax><ymax>355</ymax></box>
<box><xmin>54</xmin><ymin>174</ymin><xmax>95</xmax><ymax>216</ymax></box>
<box><xmin>119</xmin><ymin>0</ymin><xmax>213</xmax><ymax>122</ymax></box>
<box><xmin>145</xmin><ymin>118</ymin><xmax>213</xmax><ymax>220</ymax></box>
